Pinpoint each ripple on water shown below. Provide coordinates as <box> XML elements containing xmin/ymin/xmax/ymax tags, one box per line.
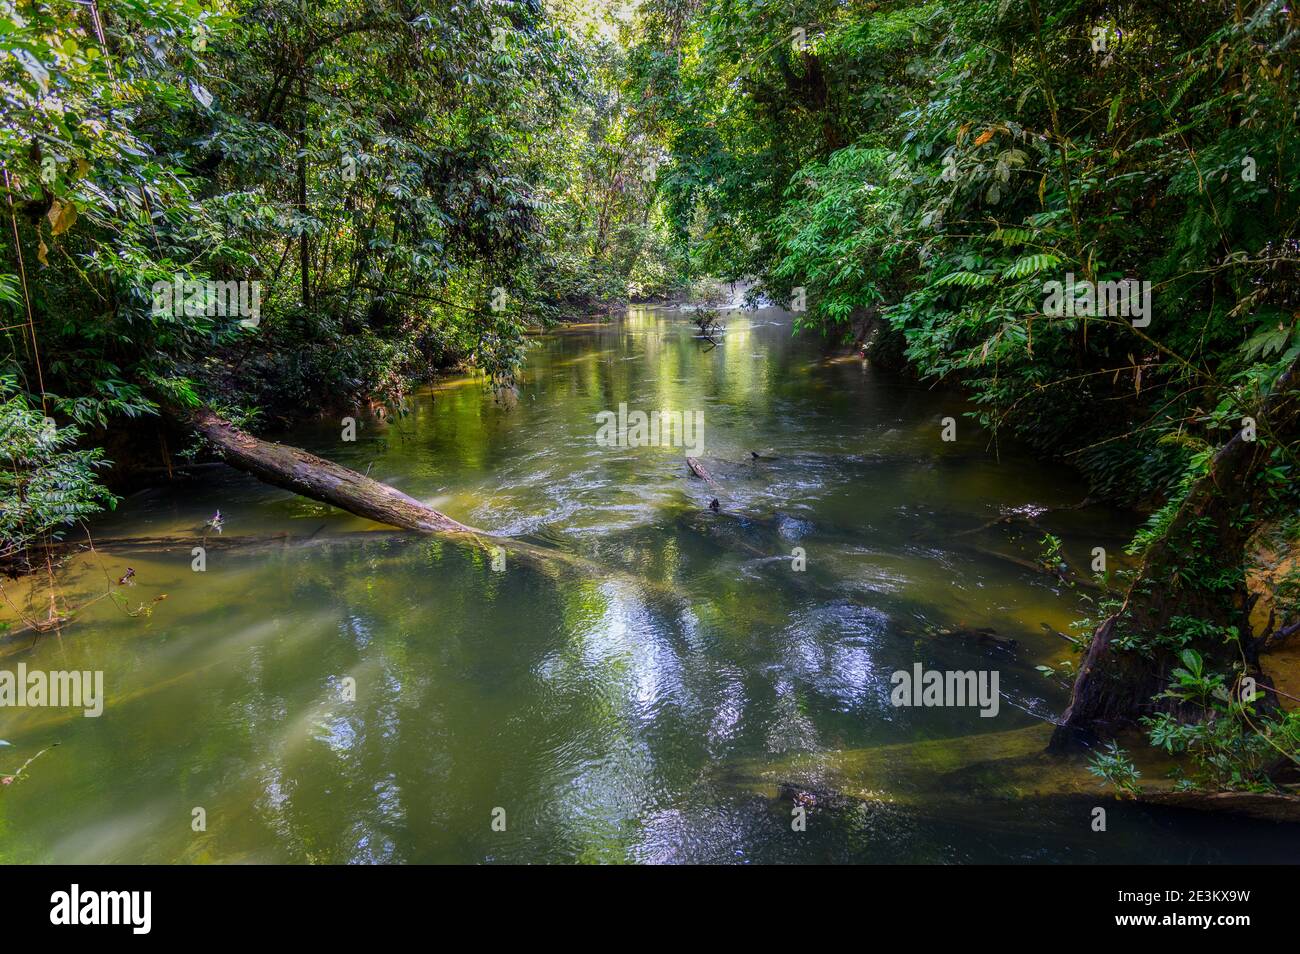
<box><xmin>21</xmin><ymin>306</ymin><xmax>1291</xmax><ymax>864</ymax></box>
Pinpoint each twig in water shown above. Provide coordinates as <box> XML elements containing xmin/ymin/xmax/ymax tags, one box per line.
<box><xmin>1</xmin><ymin>743</ymin><xmax>58</xmax><ymax>786</ymax></box>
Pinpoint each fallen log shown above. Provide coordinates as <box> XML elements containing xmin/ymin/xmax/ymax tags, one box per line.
<box><xmin>952</xmin><ymin>541</ymin><xmax>1104</xmax><ymax>592</ymax></box>
<box><xmin>176</xmin><ymin>408</ymin><xmax>596</xmax><ymax>577</ymax></box>
<box><xmin>190</xmin><ymin>408</ymin><xmax>477</xmax><ymax>535</ymax></box>
<box><xmin>64</xmin><ymin>532</ymin><xmax>293</xmax><ymax>552</ymax></box>
<box><xmin>724</xmin><ymin>724</ymin><xmax>1165</xmax><ymax>805</ymax></box>
<box><xmin>928</xmin><ymin>625</ymin><xmax>1019</xmax><ymax>654</ymax></box>
<box><xmin>1138</xmin><ymin>789</ymin><xmax>1300</xmax><ymax>824</ymax></box>
<box><xmin>685</xmin><ymin>455</ymin><xmax>719</xmax><ymax>489</ymax></box>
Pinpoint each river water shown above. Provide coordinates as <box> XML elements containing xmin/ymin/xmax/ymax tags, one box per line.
<box><xmin>3</xmin><ymin>305</ymin><xmax>1297</xmax><ymax>862</ymax></box>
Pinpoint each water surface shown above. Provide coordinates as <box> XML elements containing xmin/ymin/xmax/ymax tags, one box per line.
<box><xmin>3</xmin><ymin>306</ymin><xmax>1296</xmax><ymax>863</ymax></box>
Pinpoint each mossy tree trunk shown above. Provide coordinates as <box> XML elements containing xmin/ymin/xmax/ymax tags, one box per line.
<box><xmin>1051</xmin><ymin>361</ymin><xmax>1300</xmax><ymax>749</ymax></box>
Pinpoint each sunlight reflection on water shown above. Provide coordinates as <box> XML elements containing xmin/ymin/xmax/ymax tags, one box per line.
<box><xmin>3</xmin><ymin>307</ymin><xmax>1296</xmax><ymax>863</ymax></box>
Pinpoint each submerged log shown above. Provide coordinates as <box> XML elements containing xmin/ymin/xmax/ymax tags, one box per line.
<box><xmin>726</xmin><ymin>725</ymin><xmax>1294</xmax><ymax>833</ymax></box>
<box><xmin>1138</xmin><ymin>790</ymin><xmax>1300</xmax><ymax>824</ymax></box>
<box><xmin>929</xmin><ymin>625</ymin><xmax>1018</xmax><ymax>654</ymax></box>
<box><xmin>725</xmin><ymin>724</ymin><xmax>1170</xmax><ymax>806</ymax></box>
<box><xmin>61</xmin><ymin>529</ymin><xmax>418</xmax><ymax>555</ymax></box>
<box><xmin>951</xmin><ymin>541</ymin><xmax>1103</xmax><ymax>592</ymax></box>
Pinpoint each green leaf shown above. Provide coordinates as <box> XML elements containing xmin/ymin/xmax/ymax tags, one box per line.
<box><xmin>934</xmin><ymin>271</ymin><xmax>993</xmax><ymax>288</ymax></box>
<box><xmin>1001</xmin><ymin>253</ymin><xmax>1061</xmax><ymax>279</ymax></box>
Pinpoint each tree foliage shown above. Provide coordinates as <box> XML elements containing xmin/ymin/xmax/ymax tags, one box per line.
<box><xmin>0</xmin><ymin>0</ymin><xmax>675</xmax><ymax>557</ymax></box>
<box><xmin>629</xmin><ymin>0</ymin><xmax>1300</xmax><ymax>783</ymax></box>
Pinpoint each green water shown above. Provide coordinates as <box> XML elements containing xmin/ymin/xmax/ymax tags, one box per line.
<box><xmin>3</xmin><ymin>306</ymin><xmax>1297</xmax><ymax>863</ymax></box>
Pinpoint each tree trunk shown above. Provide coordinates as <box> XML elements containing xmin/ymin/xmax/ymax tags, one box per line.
<box><xmin>1050</xmin><ymin>360</ymin><xmax>1300</xmax><ymax>750</ymax></box>
<box><xmin>178</xmin><ymin>408</ymin><xmax>624</xmax><ymax>582</ymax></box>
<box><xmin>188</xmin><ymin>408</ymin><xmax>476</xmax><ymax>535</ymax></box>
<box><xmin>297</xmin><ymin>76</ymin><xmax>310</xmax><ymax>308</ymax></box>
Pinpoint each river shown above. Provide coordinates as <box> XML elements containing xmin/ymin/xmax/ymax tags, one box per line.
<box><xmin>2</xmin><ymin>305</ymin><xmax>1297</xmax><ymax>862</ymax></box>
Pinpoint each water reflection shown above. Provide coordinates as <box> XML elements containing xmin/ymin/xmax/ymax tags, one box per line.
<box><xmin>3</xmin><ymin>307</ymin><xmax>1297</xmax><ymax>863</ymax></box>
